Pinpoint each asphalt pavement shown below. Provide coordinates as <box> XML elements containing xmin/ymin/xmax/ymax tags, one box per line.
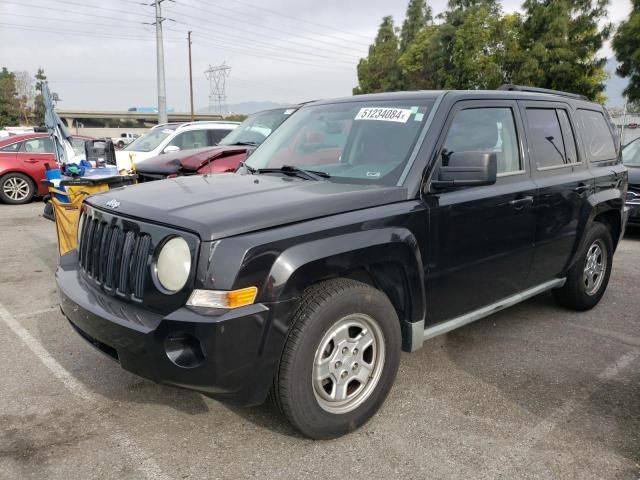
<box><xmin>0</xmin><ymin>202</ymin><xmax>638</xmax><ymax>479</ymax></box>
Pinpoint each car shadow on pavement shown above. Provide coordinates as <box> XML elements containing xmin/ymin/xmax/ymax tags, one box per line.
<box><xmin>440</xmin><ymin>291</ymin><xmax>640</xmax><ymax>465</ymax></box>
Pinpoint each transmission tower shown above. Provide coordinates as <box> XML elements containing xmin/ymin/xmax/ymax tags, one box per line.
<box><xmin>204</xmin><ymin>63</ymin><xmax>231</xmax><ymax>114</ymax></box>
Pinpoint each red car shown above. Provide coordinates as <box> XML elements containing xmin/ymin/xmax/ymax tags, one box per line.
<box><xmin>0</xmin><ymin>133</ymin><xmax>91</xmax><ymax>204</ymax></box>
<box><xmin>135</xmin><ymin>107</ymin><xmax>298</xmax><ymax>181</ymax></box>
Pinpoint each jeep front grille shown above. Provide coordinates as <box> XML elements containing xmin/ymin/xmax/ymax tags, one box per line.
<box><xmin>78</xmin><ymin>211</ymin><xmax>151</xmax><ymax>301</ymax></box>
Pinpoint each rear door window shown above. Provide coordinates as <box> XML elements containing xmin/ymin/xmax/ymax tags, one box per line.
<box><xmin>576</xmin><ymin>109</ymin><xmax>617</xmax><ymax>162</ymax></box>
<box><xmin>525</xmin><ymin>108</ymin><xmax>574</xmax><ymax>168</ymax></box>
<box><xmin>0</xmin><ymin>141</ymin><xmax>22</xmax><ymax>153</ymax></box>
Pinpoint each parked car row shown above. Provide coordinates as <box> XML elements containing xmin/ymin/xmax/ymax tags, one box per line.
<box><xmin>56</xmin><ymin>87</ymin><xmax>629</xmax><ymax>439</ymax></box>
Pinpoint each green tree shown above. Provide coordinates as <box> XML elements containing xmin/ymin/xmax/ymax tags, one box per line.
<box><xmin>400</xmin><ymin>0</ymin><xmax>512</xmax><ymax>90</ymax></box>
<box><xmin>514</xmin><ymin>0</ymin><xmax>610</xmax><ymax>102</ymax></box>
<box><xmin>399</xmin><ymin>0</ymin><xmax>432</xmax><ymax>52</ymax></box>
<box><xmin>353</xmin><ymin>16</ymin><xmax>403</xmax><ymax>94</ymax></box>
<box><xmin>33</xmin><ymin>67</ymin><xmax>47</xmax><ymax>125</ymax></box>
<box><xmin>613</xmin><ymin>0</ymin><xmax>640</xmax><ymax>102</ymax></box>
<box><xmin>0</xmin><ymin>67</ymin><xmax>21</xmax><ymax>128</ymax></box>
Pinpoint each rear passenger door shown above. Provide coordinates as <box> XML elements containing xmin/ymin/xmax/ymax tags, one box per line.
<box><xmin>519</xmin><ymin>102</ymin><xmax>594</xmax><ymax>286</ymax></box>
<box><xmin>425</xmin><ymin>100</ymin><xmax>537</xmax><ymax>323</ymax></box>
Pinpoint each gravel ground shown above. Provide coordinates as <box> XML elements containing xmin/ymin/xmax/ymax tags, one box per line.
<box><xmin>0</xmin><ymin>201</ymin><xmax>638</xmax><ymax>480</ymax></box>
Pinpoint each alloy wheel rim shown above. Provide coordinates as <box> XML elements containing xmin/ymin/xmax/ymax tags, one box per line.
<box><xmin>312</xmin><ymin>313</ymin><xmax>385</xmax><ymax>414</ymax></box>
<box><xmin>3</xmin><ymin>177</ymin><xmax>30</xmax><ymax>201</ymax></box>
<box><xmin>583</xmin><ymin>239</ymin><xmax>606</xmax><ymax>296</ymax></box>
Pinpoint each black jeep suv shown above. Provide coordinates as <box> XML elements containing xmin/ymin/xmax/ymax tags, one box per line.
<box><xmin>57</xmin><ymin>87</ymin><xmax>628</xmax><ymax>439</ymax></box>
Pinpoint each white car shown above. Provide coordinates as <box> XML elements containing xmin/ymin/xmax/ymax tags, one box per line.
<box><xmin>115</xmin><ymin>121</ymin><xmax>239</xmax><ymax>171</ymax></box>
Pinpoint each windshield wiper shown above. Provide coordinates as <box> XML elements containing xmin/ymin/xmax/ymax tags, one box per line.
<box><xmin>232</xmin><ymin>141</ymin><xmax>259</xmax><ymax>146</ymax></box>
<box><xmin>256</xmin><ymin>165</ymin><xmax>330</xmax><ymax>181</ymax></box>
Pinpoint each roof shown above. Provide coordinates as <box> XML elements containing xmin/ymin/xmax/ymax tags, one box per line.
<box><xmin>307</xmin><ymin>89</ymin><xmax>601</xmax><ymax>108</ymax></box>
<box><xmin>0</xmin><ymin>132</ymin><xmax>49</xmax><ymax>145</ymax></box>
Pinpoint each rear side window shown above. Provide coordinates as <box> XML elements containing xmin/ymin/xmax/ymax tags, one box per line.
<box><xmin>525</xmin><ymin>108</ymin><xmax>575</xmax><ymax>168</ymax></box>
<box><xmin>576</xmin><ymin>109</ymin><xmax>617</xmax><ymax>162</ymax></box>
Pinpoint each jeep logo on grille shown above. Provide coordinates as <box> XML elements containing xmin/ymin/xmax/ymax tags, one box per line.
<box><xmin>105</xmin><ymin>199</ymin><xmax>121</xmax><ymax>209</ymax></box>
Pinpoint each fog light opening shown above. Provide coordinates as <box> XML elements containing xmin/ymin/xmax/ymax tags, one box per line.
<box><xmin>164</xmin><ymin>332</ymin><xmax>205</xmax><ymax>369</ymax></box>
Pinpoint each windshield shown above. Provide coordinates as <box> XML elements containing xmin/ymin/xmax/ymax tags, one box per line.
<box><xmin>219</xmin><ymin>108</ymin><xmax>294</xmax><ymax>146</ymax></box>
<box><xmin>623</xmin><ymin>138</ymin><xmax>640</xmax><ymax>166</ymax></box>
<box><xmin>245</xmin><ymin>99</ymin><xmax>434</xmax><ymax>185</ymax></box>
<box><xmin>124</xmin><ymin>126</ymin><xmax>178</xmax><ymax>152</ymax></box>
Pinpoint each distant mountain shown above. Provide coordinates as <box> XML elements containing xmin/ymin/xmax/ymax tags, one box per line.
<box><xmin>198</xmin><ymin>101</ymin><xmax>289</xmax><ymax>115</ymax></box>
<box><xmin>605</xmin><ymin>58</ymin><xmax>627</xmax><ymax>108</ymax></box>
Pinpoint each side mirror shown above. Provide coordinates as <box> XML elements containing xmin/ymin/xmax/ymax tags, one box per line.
<box><xmin>163</xmin><ymin>145</ymin><xmax>180</xmax><ymax>154</ymax></box>
<box><xmin>432</xmin><ymin>151</ymin><xmax>497</xmax><ymax>189</ymax></box>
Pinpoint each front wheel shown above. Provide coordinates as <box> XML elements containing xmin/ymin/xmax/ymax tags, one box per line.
<box><xmin>0</xmin><ymin>173</ymin><xmax>35</xmax><ymax>205</ymax></box>
<box><xmin>273</xmin><ymin>279</ymin><xmax>401</xmax><ymax>439</ymax></box>
<box><xmin>553</xmin><ymin>222</ymin><xmax>613</xmax><ymax>310</ymax></box>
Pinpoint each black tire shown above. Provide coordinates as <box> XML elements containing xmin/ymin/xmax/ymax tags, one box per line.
<box><xmin>0</xmin><ymin>172</ymin><xmax>35</xmax><ymax>205</ymax></box>
<box><xmin>552</xmin><ymin>222</ymin><xmax>613</xmax><ymax>311</ymax></box>
<box><xmin>117</xmin><ymin>141</ymin><xmax>125</xmax><ymax>149</ymax></box>
<box><xmin>273</xmin><ymin>278</ymin><xmax>401</xmax><ymax>439</ymax></box>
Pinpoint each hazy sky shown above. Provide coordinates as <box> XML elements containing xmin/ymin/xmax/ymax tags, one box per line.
<box><xmin>0</xmin><ymin>0</ymin><xmax>632</xmax><ymax>111</ymax></box>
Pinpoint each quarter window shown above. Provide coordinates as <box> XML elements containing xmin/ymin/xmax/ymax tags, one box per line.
<box><xmin>576</xmin><ymin>109</ymin><xmax>617</xmax><ymax>162</ymax></box>
<box><xmin>0</xmin><ymin>141</ymin><xmax>22</xmax><ymax>153</ymax></box>
<box><xmin>443</xmin><ymin>107</ymin><xmax>521</xmax><ymax>174</ymax></box>
<box><xmin>525</xmin><ymin>109</ymin><xmax>573</xmax><ymax>168</ymax></box>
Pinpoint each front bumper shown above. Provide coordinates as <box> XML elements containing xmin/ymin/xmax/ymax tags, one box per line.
<box><xmin>57</xmin><ymin>251</ymin><xmax>297</xmax><ymax>406</ymax></box>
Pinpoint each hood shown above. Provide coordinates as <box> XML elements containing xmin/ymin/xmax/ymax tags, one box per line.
<box><xmin>135</xmin><ymin>146</ymin><xmax>249</xmax><ymax>174</ymax></box>
<box><xmin>88</xmin><ymin>173</ymin><xmax>408</xmax><ymax>240</ymax></box>
<box><xmin>626</xmin><ymin>164</ymin><xmax>640</xmax><ymax>186</ymax></box>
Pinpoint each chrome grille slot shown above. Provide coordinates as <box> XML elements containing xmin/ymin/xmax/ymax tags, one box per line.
<box><xmin>78</xmin><ymin>211</ymin><xmax>151</xmax><ymax>302</ymax></box>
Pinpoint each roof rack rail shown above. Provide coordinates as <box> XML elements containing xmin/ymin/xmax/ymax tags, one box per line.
<box><xmin>497</xmin><ymin>84</ymin><xmax>588</xmax><ymax>101</ymax></box>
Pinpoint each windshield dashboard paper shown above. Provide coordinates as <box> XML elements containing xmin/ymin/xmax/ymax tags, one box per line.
<box><xmin>355</xmin><ymin>107</ymin><xmax>413</xmax><ymax>123</ymax></box>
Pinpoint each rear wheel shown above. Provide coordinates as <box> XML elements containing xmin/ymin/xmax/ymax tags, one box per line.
<box><xmin>553</xmin><ymin>222</ymin><xmax>613</xmax><ymax>310</ymax></box>
<box><xmin>117</xmin><ymin>141</ymin><xmax>125</xmax><ymax>149</ymax></box>
<box><xmin>273</xmin><ymin>278</ymin><xmax>401</xmax><ymax>439</ymax></box>
<box><xmin>0</xmin><ymin>173</ymin><xmax>35</xmax><ymax>205</ymax></box>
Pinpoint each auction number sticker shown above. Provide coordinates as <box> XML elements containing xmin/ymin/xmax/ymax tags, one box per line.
<box><xmin>355</xmin><ymin>107</ymin><xmax>413</xmax><ymax>123</ymax></box>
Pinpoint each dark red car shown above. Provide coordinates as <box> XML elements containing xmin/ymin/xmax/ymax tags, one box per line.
<box><xmin>0</xmin><ymin>133</ymin><xmax>91</xmax><ymax>204</ymax></box>
<box><xmin>135</xmin><ymin>107</ymin><xmax>298</xmax><ymax>181</ymax></box>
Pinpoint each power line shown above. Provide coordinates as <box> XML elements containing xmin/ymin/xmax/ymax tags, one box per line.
<box><xmin>173</xmin><ymin>0</ymin><xmax>370</xmax><ymax>54</ymax></box>
<box><xmin>0</xmin><ymin>22</ymin><xmax>165</xmax><ymax>41</ymax></box>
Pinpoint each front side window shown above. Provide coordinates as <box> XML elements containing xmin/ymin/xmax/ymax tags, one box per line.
<box><xmin>208</xmin><ymin>128</ymin><xmax>234</xmax><ymax>145</ymax></box>
<box><xmin>576</xmin><ymin>109</ymin><xmax>617</xmax><ymax>162</ymax></box>
<box><xmin>124</xmin><ymin>126</ymin><xmax>177</xmax><ymax>152</ymax></box>
<box><xmin>21</xmin><ymin>137</ymin><xmax>54</xmax><ymax>154</ymax></box>
<box><xmin>525</xmin><ymin>109</ymin><xmax>572</xmax><ymax>168</ymax></box>
<box><xmin>168</xmin><ymin>130</ymin><xmax>209</xmax><ymax>150</ymax></box>
<box><xmin>245</xmin><ymin>99</ymin><xmax>434</xmax><ymax>185</ymax></box>
<box><xmin>442</xmin><ymin>107</ymin><xmax>521</xmax><ymax>174</ymax></box>
<box><xmin>623</xmin><ymin>139</ymin><xmax>640</xmax><ymax>166</ymax></box>
<box><xmin>220</xmin><ymin>109</ymin><xmax>294</xmax><ymax>147</ymax></box>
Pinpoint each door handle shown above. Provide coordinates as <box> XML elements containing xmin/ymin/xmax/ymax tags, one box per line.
<box><xmin>573</xmin><ymin>184</ymin><xmax>591</xmax><ymax>194</ymax></box>
<box><xmin>24</xmin><ymin>159</ymin><xmax>38</xmax><ymax>164</ymax></box>
<box><xmin>508</xmin><ymin>196</ymin><xmax>534</xmax><ymax>209</ymax></box>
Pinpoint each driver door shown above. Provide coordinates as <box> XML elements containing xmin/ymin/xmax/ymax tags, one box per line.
<box><xmin>424</xmin><ymin>100</ymin><xmax>537</xmax><ymax>324</ymax></box>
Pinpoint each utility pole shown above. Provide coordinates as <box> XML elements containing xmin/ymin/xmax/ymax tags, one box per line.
<box><xmin>188</xmin><ymin>31</ymin><xmax>194</xmax><ymax>121</ymax></box>
<box><xmin>154</xmin><ymin>0</ymin><xmax>168</xmax><ymax>124</ymax></box>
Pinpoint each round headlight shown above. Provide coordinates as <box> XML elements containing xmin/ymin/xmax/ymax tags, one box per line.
<box><xmin>154</xmin><ymin>236</ymin><xmax>191</xmax><ymax>293</ymax></box>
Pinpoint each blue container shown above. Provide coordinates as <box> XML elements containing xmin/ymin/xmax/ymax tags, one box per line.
<box><xmin>45</xmin><ymin>168</ymin><xmax>68</xmax><ymax>203</ymax></box>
